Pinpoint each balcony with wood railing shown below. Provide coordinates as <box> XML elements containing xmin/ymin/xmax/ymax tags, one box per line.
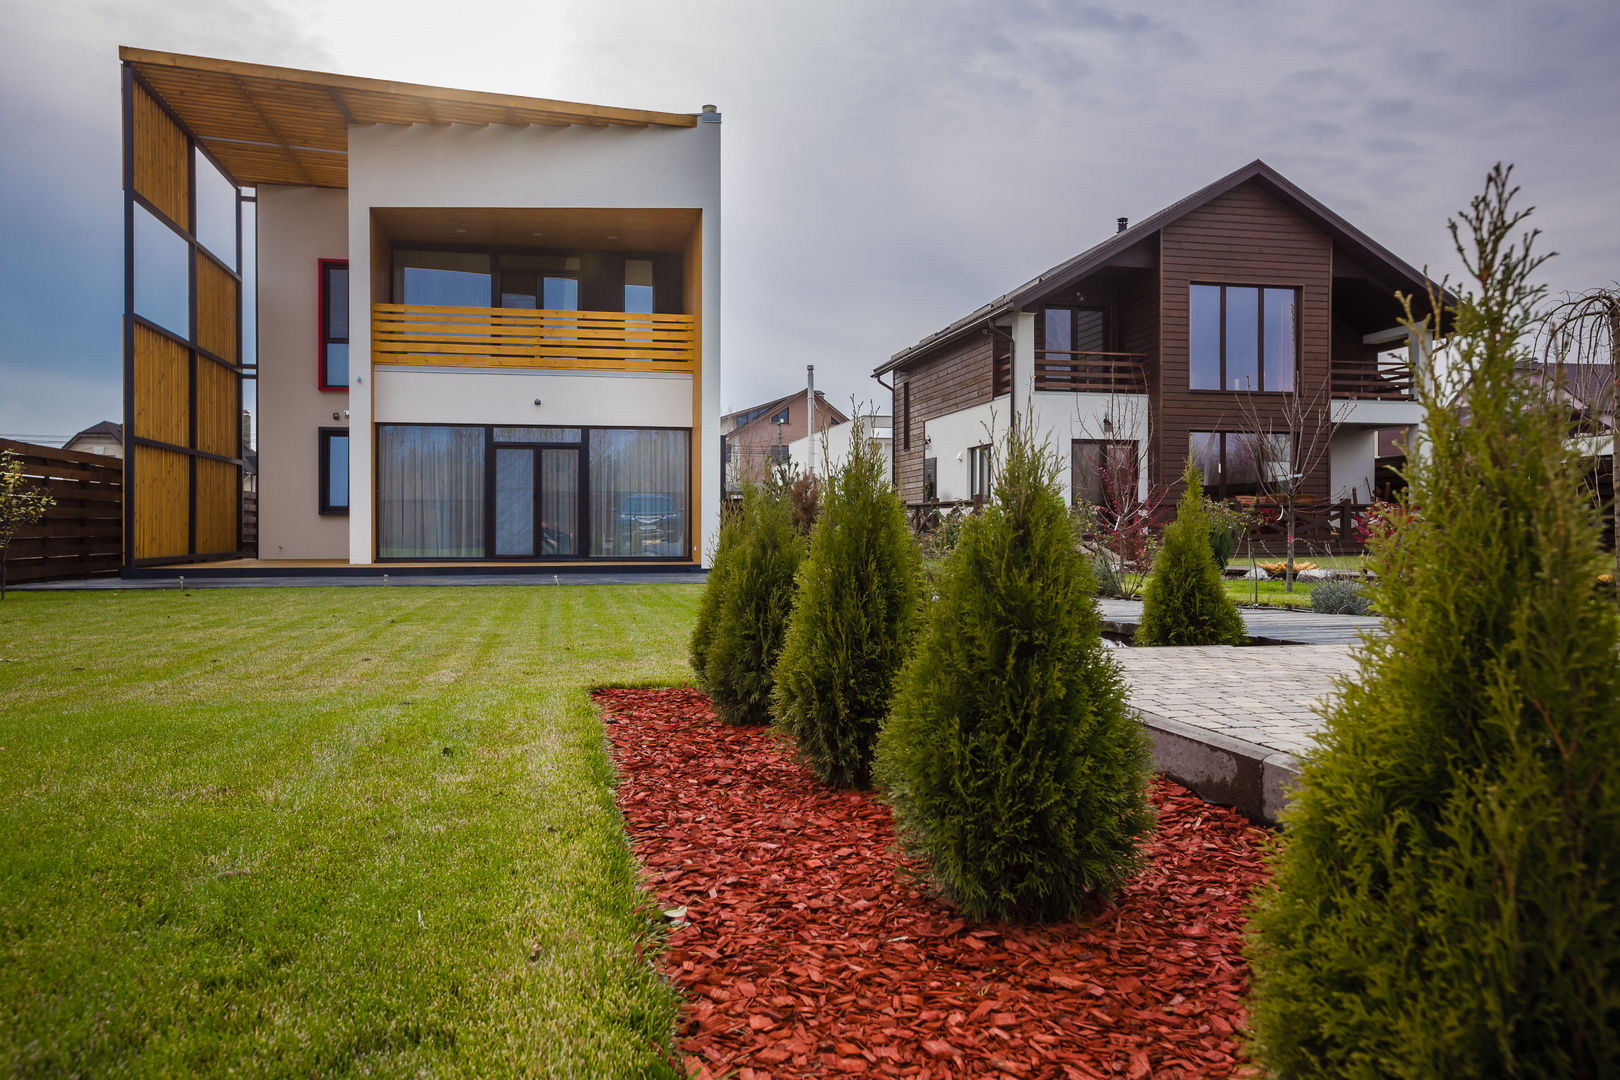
<box><xmin>1034</xmin><ymin>350</ymin><xmax>1148</xmax><ymax>394</ymax></box>
<box><xmin>1331</xmin><ymin>355</ymin><xmax>1413</xmax><ymax>400</ymax></box>
<box><xmin>371</xmin><ymin>303</ymin><xmax>698</xmax><ymax>373</ymax></box>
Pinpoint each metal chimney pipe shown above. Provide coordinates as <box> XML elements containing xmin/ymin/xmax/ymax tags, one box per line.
<box><xmin>806</xmin><ymin>365</ymin><xmax>816</xmax><ymax>476</ymax></box>
<box><xmin>1117</xmin><ymin>217</ymin><xmax>1129</xmax><ymax>233</ymax></box>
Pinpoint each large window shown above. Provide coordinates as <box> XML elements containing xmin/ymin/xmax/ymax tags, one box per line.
<box><xmin>624</xmin><ymin>259</ymin><xmax>654</xmax><ymax>314</ymax></box>
<box><xmin>1190</xmin><ymin>431</ymin><xmax>1291</xmax><ymax>499</ymax></box>
<box><xmin>1043</xmin><ymin>306</ymin><xmax>1108</xmax><ymax>358</ymax></box>
<box><xmin>1189</xmin><ymin>285</ymin><xmax>1297</xmax><ymax>392</ymax></box>
<box><xmin>1072</xmin><ymin>439</ymin><xmax>1137</xmax><ymax>508</ymax></box>
<box><xmin>589</xmin><ymin>429</ymin><xmax>690</xmax><ymax>558</ymax></box>
<box><xmin>377</xmin><ymin>426</ymin><xmax>487</xmax><ymax>558</ymax></box>
<box><xmin>319</xmin><ymin>260</ymin><xmax>348</xmax><ymax>390</ymax></box>
<box><xmin>376</xmin><ymin>424</ymin><xmax>690</xmax><ymax>560</ymax></box>
<box><xmin>318</xmin><ymin>428</ymin><xmax>349</xmax><ymax>514</ymax></box>
<box><xmin>394</xmin><ymin>251</ymin><xmax>493</xmax><ymax>308</ymax></box>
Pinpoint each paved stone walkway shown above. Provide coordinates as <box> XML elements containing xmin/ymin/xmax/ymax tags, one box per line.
<box><xmin>1096</xmin><ymin>598</ymin><xmax>1382</xmax><ymax>645</ymax></box>
<box><xmin>1113</xmin><ymin>643</ymin><xmax>1358</xmax><ymax>759</ymax></box>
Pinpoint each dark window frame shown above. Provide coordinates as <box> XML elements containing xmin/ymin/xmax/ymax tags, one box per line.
<box><xmin>1189</xmin><ymin>430</ymin><xmax>1293</xmax><ymax>500</ymax></box>
<box><xmin>318</xmin><ymin>427</ymin><xmax>350</xmax><ymax>514</ymax></box>
<box><xmin>1071</xmin><ymin>438</ymin><xmax>1138</xmax><ymax>509</ymax></box>
<box><xmin>318</xmin><ymin>259</ymin><xmax>349</xmax><ymax>392</ymax></box>
<box><xmin>968</xmin><ymin>443</ymin><xmax>992</xmax><ymax>502</ymax></box>
<box><xmin>1188</xmin><ymin>283</ymin><xmax>1299</xmax><ymax>393</ymax></box>
<box><xmin>902</xmin><ymin>382</ymin><xmax>912</xmax><ymax>451</ymax></box>
<box><xmin>1041</xmin><ymin>304</ymin><xmax>1111</xmax><ymax>358</ymax></box>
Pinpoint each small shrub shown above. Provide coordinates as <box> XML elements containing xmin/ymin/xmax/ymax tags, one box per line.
<box><xmin>875</xmin><ymin>422</ymin><xmax>1154</xmax><ymax>921</ymax></box>
<box><xmin>780</xmin><ymin>469</ymin><xmax>821</xmax><ymax>535</ymax></box>
<box><xmin>1309</xmin><ymin>579</ymin><xmax>1371</xmax><ymax>616</ymax></box>
<box><xmin>1136</xmin><ymin>464</ymin><xmax>1246</xmax><ymax>646</ymax></box>
<box><xmin>772</xmin><ymin>417</ymin><xmax>922</xmax><ymax>788</ymax></box>
<box><xmin>1205</xmin><ymin>498</ymin><xmax>1251</xmax><ymax>570</ymax></box>
<box><xmin>701</xmin><ymin>481</ymin><xmax>805</xmax><ymax>726</ymax></box>
<box><xmin>1090</xmin><ymin>554</ymin><xmax>1124</xmax><ymax>599</ymax></box>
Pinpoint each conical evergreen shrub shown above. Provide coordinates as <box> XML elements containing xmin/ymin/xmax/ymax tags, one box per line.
<box><xmin>689</xmin><ymin>506</ymin><xmax>740</xmax><ymax>679</ymax></box>
<box><xmin>772</xmin><ymin>416</ymin><xmax>923</xmax><ymax>788</ymax></box>
<box><xmin>1246</xmin><ymin>166</ymin><xmax>1620</xmax><ymax>1077</ymax></box>
<box><xmin>701</xmin><ymin>480</ymin><xmax>805</xmax><ymax>726</ymax></box>
<box><xmin>875</xmin><ymin>423</ymin><xmax>1154</xmax><ymax>921</ymax></box>
<box><xmin>1135</xmin><ymin>464</ymin><xmax>1246</xmax><ymax>646</ymax></box>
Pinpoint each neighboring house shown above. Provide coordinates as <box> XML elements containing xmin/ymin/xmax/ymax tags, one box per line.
<box><xmin>720</xmin><ymin>391</ymin><xmax>847</xmax><ymax>494</ymax></box>
<box><xmin>785</xmin><ymin>412</ymin><xmax>892</xmax><ymax>480</ymax></box>
<box><xmin>63</xmin><ymin>421</ymin><xmax>124</xmax><ymax>458</ymax></box>
<box><xmin>119</xmin><ymin>48</ymin><xmax>719</xmax><ymax>568</ymax></box>
<box><xmin>875</xmin><ymin>160</ymin><xmax>1441</xmax><ymax>515</ymax></box>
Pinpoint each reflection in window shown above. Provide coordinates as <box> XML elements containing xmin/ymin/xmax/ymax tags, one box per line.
<box><xmin>1188</xmin><ymin>431</ymin><xmax>1291</xmax><ymax>499</ymax></box>
<box><xmin>395</xmin><ymin>251</ymin><xmax>492</xmax><ymax>307</ymax></box>
<box><xmin>542</xmin><ymin>276</ymin><xmax>579</xmax><ymax>311</ymax></box>
<box><xmin>377</xmin><ymin>425</ymin><xmax>486</xmax><ymax>557</ymax></box>
<box><xmin>194</xmin><ymin>147</ymin><xmax>238</xmax><ymax>269</ymax></box>
<box><xmin>1189</xmin><ymin>285</ymin><xmax>1298</xmax><ymax>392</ymax></box>
<box><xmin>1072</xmin><ymin>440</ymin><xmax>1137</xmax><ymax>508</ymax></box>
<box><xmin>319</xmin><ymin>429</ymin><xmax>349</xmax><ymax>513</ymax></box>
<box><xmin>1189</xmin><ymin>285</ymin><xmax>1222</xmax><ymax>390</ymax></box>
<box><xmin>133</xmin><ymin>203</ymin><xmax>190</xmax><ymax>337</ymax></box>
<box><xmin>969</xmin><ymin>444</ymin><xmax>992</xmax><ymax>500</ymax></box>
<box><xmin>589</xmin><ymin>428</ymin><xmax>689</xmax><ymax>557</ymax></box>
<box><xmin>319</xmin><ymin>261</ymin><xmax>348</xmax><ymax>389</ymax></box>
<box><xmin>492</xmin><ymin>427</ymin><xmax>581</xmax><ymax>443</ymax></box>
<box><xmin>242</xmin><ymin>200</ymin><xmax>258</xmax><ymax>368</ymax></box>
<box><xmin>624</xmin><ymin>258</ymin><xmax>654</xmax><ymax>314</ymax></box>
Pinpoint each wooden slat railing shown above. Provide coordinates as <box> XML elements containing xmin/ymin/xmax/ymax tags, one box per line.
<box><xmin>0</xmin><ymin>438</ymin><xmax>123</xmax><ymax>585</ymax></box>
<box><xmin>1331</xmin><ymin>357</ymin><xmax>1413</xmax><ymax>400</ymax></box>
<box><xmin>1034</xmin><ymin>350</ymin><xmax>1147</xmax><ymax>394</ymax></box>
<box><xmin>371</xmin><ymin>303</ymin><xmax>697</xmax><ymax>372</ymax></box>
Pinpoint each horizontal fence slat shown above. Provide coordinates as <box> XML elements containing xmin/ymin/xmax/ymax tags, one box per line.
<box><xmin>0</xmin><ymin>438</ymin><xmax>123</xmax><ymax>584</ymax></box>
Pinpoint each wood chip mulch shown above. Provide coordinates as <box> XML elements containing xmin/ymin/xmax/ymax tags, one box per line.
<box><xmin>596</xmin><ymin>686</ymin><xmax>1270</xmax><ymax>1080</ymax></box>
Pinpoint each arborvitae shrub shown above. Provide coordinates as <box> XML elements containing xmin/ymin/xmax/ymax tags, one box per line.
<box><xmin>1246</xmin><ymin>166</ymin><xmax>1620</xmax><ymax>1077</ymax></box>
<box><xmin>772</xmin><ymin>418</ymin><xmax>922</xmax><ymax>788</ymax></box>
<box><xmin>689</xmin><ymin>507</ymin><xmax>740</xmax><ymax>680</ymax></box>
<box><xmin>875</xmin><ymin>423</ymin><xmax>1154</xmax><ymax>921</ymax></box>
<box><xmin>1135</xmin><ymin>465</ymin><xmax>1246</xmax><ymax>646</ymax></box>
<box><xmin>701</xmin><ymin>482</ymin><xmax>804</xmax><ymax>726</ymax></box>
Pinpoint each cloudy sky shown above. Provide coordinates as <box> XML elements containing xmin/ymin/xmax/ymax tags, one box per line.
<box><xmin>3</xmin><ymin>0</ymin><xmax>1616</xmax><ymax>444</ymax></box>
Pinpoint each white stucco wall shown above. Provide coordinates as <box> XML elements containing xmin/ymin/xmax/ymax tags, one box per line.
<box><xmin>373</xmin><ymin>369</ymin><xmax>692</xmax><ymax>428</ymax></box>
<box><xmin>1329</xmin><ymin>428</ymin><xmax>1379</xmax><ymax>502</ymax></box>
<box><xmin>345</xmin><ymin>118</ymin><xmax>722</xmax><ymax>564</ymax></box>
<box><xmin>923</xmin><ymin>402</ymin><xmax>1002</xmax><ymax>502</ymax></box>
<box><xmin>785</xmin><ymin>418</ymin><xmax>892</xmax><ymax>480</ymax></box>
<box><xmin>255</xmin><ymin>185</ymin><xmax>350</xmax><ymax>560</ymax></box>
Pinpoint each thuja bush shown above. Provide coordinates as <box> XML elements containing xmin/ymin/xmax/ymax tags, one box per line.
<box><xmin>1246</xmin><ymin>166</ymin><xmax>1620</xmax><ymax>1077</ymax></box>
<box><xmin>1135</xmin><ymin>464</ymin><xmax>1246</xmax><ymax>646</ymax></box>
<box><xmin>701</xmin><ymin>481</ymin><xmax>805</xmax><ymax>726</ymax></box>
<box><xmin>772</xmin><ymin>416</ymin><xmax>922</xmax><ymax>788</ymax></box>
<box><xmin>875</xmin><ymin>424</ymin><xmax>1153</xmax><ymax>921</ymax></box>
<box><xmin>689</xmin><ymin>506</ymin><xmax>740</xmax><ymax>679</ymax></box>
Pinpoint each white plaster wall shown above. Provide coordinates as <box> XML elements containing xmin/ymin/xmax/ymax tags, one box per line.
<box><xmin>346</xmin><ymin>117</ymin><xmax>722</xmax><ymax>564</ymax></box>
<box><xmin>374</xmin><ymin>369</ymin><xmax>692</xmax><ymax>427</ymax></box>
<box><xmin>255</xmin><ymin>185</ymin><xmax>349</xmax><ymax>560</ymax></box>
<box><xmin>1329</xmin><ymin>428</ymin><xmax>1380</xmax><ymax>502</ymax></box>
<box><xmin>786</xmin><ymin>419</ymin><xmax>892</xmax><ymax>480</ymax></box>
<box><xmin>924</xmin><ymin>402</ymin><xmax>1002</xmax><ymax>502</ymax></box>
<box><xmin>1330</xmin><ymin>398</ymin><xmax>1424</xmax><ymax>427</ymax></box>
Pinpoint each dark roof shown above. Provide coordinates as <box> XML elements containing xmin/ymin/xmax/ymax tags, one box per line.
<box><xmin>68</xmin><ymin>420</ymin><xmax>123</xmax><ymax>444</ymax></box>
<box><xmin>723</xmin><ymin>391</ymin><xmax>849</xmax><ymax>437</ymax></box>
<box><xmin>1519</xmin><ymin>361</ymin><xmax>1614</xmax><ymax>411</ymax></box>
<box><xmin>876</xmin><ymin>158</ymin><xmax>1452</xmax><ymax>376</ymax></box>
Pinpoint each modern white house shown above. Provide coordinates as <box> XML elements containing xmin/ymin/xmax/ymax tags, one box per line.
<box><xmin>120</xmin><ymin>48</ymin><xmax>720</xmax><ymax>570</ymax></box>
<box><xmin>785</xmin><ymin>412</ymin><xmax>893</xmax><ymax>481</ymax></box>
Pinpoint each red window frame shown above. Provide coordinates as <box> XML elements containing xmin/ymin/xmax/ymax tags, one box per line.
<box><xmin>318</xmin><ymin>258</ymin><xmax>349</xmax><ymax>392</ymax></box>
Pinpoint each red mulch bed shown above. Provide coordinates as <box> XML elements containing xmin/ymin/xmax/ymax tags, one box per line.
<box><xmin>597</xmin><ymin>687</ymin><xmax>1270</xmax><ymax>1080</ymax></box>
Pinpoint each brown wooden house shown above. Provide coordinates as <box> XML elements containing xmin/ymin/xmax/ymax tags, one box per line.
<box><xmin>875</xmin><ymin>160</ymin><xmax>1442</xmax><ymax>530</ymax></box>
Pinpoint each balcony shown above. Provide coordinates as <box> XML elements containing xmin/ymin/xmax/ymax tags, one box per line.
<box><xmin>371</xmin><ymin>303</ymin><xmax>697</xmax><ymax>373</ymax></box>
<box><xmin>1034</xmin><ymin>350</ymin><xmax>1147</xmax><ymax>394</ymax></box>
<box><xmin>1331</xmin><ymin>356</ymin><xmax>1413</xmax><ymax>400</ymax></box>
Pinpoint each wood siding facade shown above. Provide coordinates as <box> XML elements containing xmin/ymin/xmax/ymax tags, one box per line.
<box><xmin>891</xmin><ymin>328</ymin><xmax>998</xmax><ymax>504</ymax></box>
<box><xmin>1155</xmin><ymin>183</ymin><xmax>1333</xmax><ymax>500</ymax></box>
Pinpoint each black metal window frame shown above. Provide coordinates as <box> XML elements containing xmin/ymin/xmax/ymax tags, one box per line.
<box><xmin>318</xmin><ymin>259</ymin><xmax>349</xmax><ymax>391</ymax></box>
<box><xmin>1188</xmin><ymin>283</ymin><xmax>1300</xmax><ymax>393</ymax></box>
<box><xmin>318</xmin><ymin>427</ymin><xmax>349</xmax><ymax>514</ymax></box>
<box><xmin>485</xmin><ymin>429</ymin><xmax>589</xmax><ymax>559</ymax></box>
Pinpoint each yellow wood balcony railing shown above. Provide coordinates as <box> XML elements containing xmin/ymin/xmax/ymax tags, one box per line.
<box><xmin>371</xmin><ymin>303</ymin><xmax>697</xmax><ymax>373</ymax></box>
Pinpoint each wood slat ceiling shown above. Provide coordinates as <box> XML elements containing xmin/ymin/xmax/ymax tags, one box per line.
<box><xmin>122</xmin><ymin>47</ymin><xmax>698</xmax><ymax>190</ymax></box>
<box><xmin>372</xmin><ymin>207</ymin><xmax>701</xmax><ymax>251</ymax></box>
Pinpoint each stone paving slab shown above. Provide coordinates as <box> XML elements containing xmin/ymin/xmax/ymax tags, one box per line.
<box><xmin>1097</xmin><ymin>598</ymin><xmax>1382</xmax><ymax>645</ymax></box>
<box><xmin>1113</xmin><ymin>642</ymin><xmax>1361</xmax><ymax>823</ymax></box>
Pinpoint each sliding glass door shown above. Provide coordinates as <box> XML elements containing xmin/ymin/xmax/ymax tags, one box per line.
<box><xmin>492</xmin><ymin>439</ymin><xmax>581</xmax><ymax>558</ymax></box>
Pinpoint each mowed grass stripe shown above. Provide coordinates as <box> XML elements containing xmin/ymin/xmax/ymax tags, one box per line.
<box><xmin>0</xmin><ymin>584</ymin><xmax>703</xmax><ymax>1078</ymax></box>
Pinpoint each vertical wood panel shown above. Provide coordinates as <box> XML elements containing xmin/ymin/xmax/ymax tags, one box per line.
<box><xmin>133</xmin><ymin>324</ymin><xmax>190</xmax><ymax>446</ymax></box>
<box><xmin>133</xmin><ymin>445</ymin><xmax>189</xmax><ymax>559</ymax></box>
<box><xmin>1156</xmin><ymin>181</ymin><xmax>1333</xmax><ymax>498</ymax></box>
<box><xmin>196</xmin><ymin>458</ymin><xmax>238</xmax><ymax>554</ymax></box>
<box><xmin>196</xmin><ymin>256</ymin><xmax>239</xmax><ymax>362</ymax></box>
<box><xmin>132</xmin><ymin>84</ymin><xmax>189</xmax><ymax>229</ymax></box>
<box><xmin>196</xmin><ymin>359</ymin><xmax>238</xmax><ymax>458</ymax></box>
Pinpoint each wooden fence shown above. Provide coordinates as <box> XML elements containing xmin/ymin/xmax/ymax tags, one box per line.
<box><xmin>1</xmin><ymin>438</ymin><xmax>123</xmax><ymax>585</ymax></box>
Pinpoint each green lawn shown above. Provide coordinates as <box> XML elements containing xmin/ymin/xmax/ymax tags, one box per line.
<box><xmin>0</xmin><ymin>584</ymin><xmax>703</xmax><ymax>1078</ymax></box>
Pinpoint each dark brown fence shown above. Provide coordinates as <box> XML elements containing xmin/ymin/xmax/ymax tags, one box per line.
<box><xmin>243</xmin><ymin>489</ymin><xmax>258</xmax><ymax>552</ymax></box>
<box><xmin>1</xmin><ymin>438</ymin><xmax>123</xmax><ymax>585</ymax></box>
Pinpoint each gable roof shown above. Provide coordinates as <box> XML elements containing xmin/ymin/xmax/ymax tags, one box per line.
<box><xmin>121</xmin><ymin>47</ymin><xmax>702</xmax><ymax>190</ymax></box>
<box><xmin>724</xmin><ymin>391</ymin><xmax>849</xmax><ymax>440</ymax></box>
<box><xmin>68</xmin><ymin>420</ymin><xmax>124</xmax><ymax>444</ymax></box>
<box><xmin>877</xmin><ymin>159</ymin><xmax>1449</xmax><ymax>376</ymax></box>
